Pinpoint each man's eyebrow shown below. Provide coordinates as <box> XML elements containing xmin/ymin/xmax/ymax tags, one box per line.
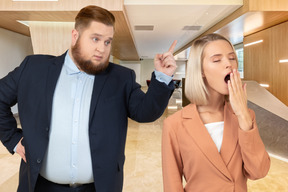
<box><xmin>91</xmin><ymin>33</ymin><xmax>113</xmax><ymax>40</ymax></box>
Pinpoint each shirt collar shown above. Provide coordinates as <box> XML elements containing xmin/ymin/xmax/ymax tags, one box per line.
<box><xmin>64</xmin><ymin>50</ymin><xmax>95</xmax><ymax>79</ymax></box>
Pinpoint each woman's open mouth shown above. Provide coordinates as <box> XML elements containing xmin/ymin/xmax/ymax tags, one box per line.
<box><xmin>224</xmin><ymin>74</ymin><xmax>230</xmax><ymax>84</ymax></box>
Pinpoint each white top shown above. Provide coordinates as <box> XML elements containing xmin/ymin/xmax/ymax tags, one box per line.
<box><xmin>204</xmin><ymin>121</ymin><xmax>224</xmax><ymax>152</ymax></box>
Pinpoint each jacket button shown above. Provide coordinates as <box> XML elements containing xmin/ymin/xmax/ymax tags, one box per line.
<box><xmin>46</xmin><ymin>127</ymin><xmax>49</xmax><ymax>131</ymax></box>
<box><xmin>37</xmin><ymin>159</ymin><xmax>41</xmax><ymax>164</ymax></box>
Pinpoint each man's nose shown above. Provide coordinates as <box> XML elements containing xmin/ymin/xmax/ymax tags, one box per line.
<box><xmin>96</xmin><ymin>43</ymin><xmax>105</xmax><ymax>53</ymax></box>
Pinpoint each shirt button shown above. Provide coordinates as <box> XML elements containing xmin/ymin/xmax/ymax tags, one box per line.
<box><xmin>37</xmin><ymin>159</ymin><xmax>41</xmax><ymax>164</ymax></box>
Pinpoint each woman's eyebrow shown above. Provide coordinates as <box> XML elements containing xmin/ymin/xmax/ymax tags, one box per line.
<box><xmin>210</xmin><ymin>54</ymin><xmax>222</xmax><ymax>58</ymax></box>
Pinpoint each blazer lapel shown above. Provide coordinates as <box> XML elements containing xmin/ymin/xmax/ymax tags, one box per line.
<box><xmin>46</xmin><ymin>52</ymin><xmax>66</xmax><ymax>126</ymax></box>
<box><xmin>89</xmin><ymin>64</ymin><xmax>110</xmax><ymax>126</ymax></box>
<box><xmin>220</xmin><ymin>102</ymin><xmax>238</xmax><ymax>166</ymax></box>
<box><xmin>182</xmin><ymin>104</ymin><xmax>232</xmax><ymax>181</ymax></box>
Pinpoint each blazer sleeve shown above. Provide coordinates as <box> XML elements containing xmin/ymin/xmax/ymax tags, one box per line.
<box><xmin>238</xmin><ymin>109</ymin><xmax>271</xmax><ymax>180</ymax></box>
<box><xmin>128</xmin><ymin>71</ymin><xmax>174</xmax><ymax>122</ymax></box>
<box><xmin>162</xmin><ymin>118</ymin><xmax>184</xmax><ymax>192</ymax></box>
<box><xmin>0</xmin><ymin>57</ymin><xmax>29</xmax><ymax>153</ymax></box>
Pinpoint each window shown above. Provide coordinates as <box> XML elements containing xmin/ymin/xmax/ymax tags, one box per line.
<box><xmin>234</xmin><ymin>43</ymin><xmax>244</xmax><ymax>78</ymax></box>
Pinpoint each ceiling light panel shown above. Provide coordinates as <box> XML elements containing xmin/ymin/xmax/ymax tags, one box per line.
<box><xmin>279</xmin><ymin>59</ymin><xmax>288</xmax><ymax>63</ymax></box>
<box><xmin>182</xmin><ymin>25</ymin><xmax>202</xmax><ymax>31</ymax></box>
<box><xmin>134</xmin><ymin>25</ymin><xmax>154</xmax><ymax>31</ymax></box>
<box><xmin>244</xmin><ymin>40</ymin><xmax>263</xmax><ymax>47</ymax></box>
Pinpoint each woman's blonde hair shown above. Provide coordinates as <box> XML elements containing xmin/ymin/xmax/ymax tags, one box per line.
<box><xmin>184</xmin><ymin>33</ymin><xmax>238</xmax><ymax>105</ymax></box>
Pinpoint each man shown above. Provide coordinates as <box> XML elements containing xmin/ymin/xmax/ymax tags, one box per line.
<box><xmin>0</xmin><ymin>5</ymin><xmax>176</xmax><ymax>192</ymax></box>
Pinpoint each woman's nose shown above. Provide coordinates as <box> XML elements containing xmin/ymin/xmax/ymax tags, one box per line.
<box><xmin>225</xmin><ymin>58</ymin><xmax>232</xmax><ymax>69</ymax></box>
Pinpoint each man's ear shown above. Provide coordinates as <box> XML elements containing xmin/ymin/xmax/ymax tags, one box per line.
<box><xmin>71</xmin><ymin>29</ymin><xmax>79</xmax><ymax>46</ymax></box>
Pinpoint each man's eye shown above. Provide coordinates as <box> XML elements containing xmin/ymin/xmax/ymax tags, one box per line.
<box><xmin>92</xmin><ymin>38</ymin><xmax>98</xmax><ymax>42</ymax></box>
<box><xmin>213</xmin><ymin>60</ymin><xmax>220</xmax><ymax>62</ymax></box>
<box><xmin>105</xmin><ymin>41</ymin><xmax>111</xmax><ymax>46</ymax></box>
<box><xmin>229</xmin><ymin>58</ymin><xmax>236</xmax><ymax>60</ymax></box>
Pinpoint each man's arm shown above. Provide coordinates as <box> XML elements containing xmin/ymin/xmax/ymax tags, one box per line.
<box><xmin>128</xmin><ymin>41</ymin><xmax>177</xmax><ymax>122</ymax></box>
<box><xmin>0</xmin><ymin>57</ymin><xmax>28</xmax><ymax>154</ymax></box>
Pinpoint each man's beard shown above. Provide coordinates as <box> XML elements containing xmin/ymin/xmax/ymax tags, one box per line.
<box><xmin>71</xmin><ymin>39</ymin><xmax>109</xmax><ymax>75</ymax></box>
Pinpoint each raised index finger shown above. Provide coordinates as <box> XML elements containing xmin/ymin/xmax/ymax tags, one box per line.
<box><xmin>168</xmin><ymin>40</ymin><xmax>177</xmax><ymax>53</ymax></box>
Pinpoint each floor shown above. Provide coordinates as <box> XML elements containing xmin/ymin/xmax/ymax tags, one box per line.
<box><xmin>0</xmin><ymin>86</ymin><xmax>287</xmax><ymax>191</ymax></box>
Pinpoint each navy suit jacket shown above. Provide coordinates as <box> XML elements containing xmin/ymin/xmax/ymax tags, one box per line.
<box><xmin>0</xmin><ymin>52</ymin><xmax>174</xmax><ymax>192</ymax></box>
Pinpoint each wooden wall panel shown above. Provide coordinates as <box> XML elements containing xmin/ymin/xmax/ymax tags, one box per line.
<box><xmin>29</xmin><ymin>21</ymin><xmax>74</xmax><ymax>56</ymax></box>
<box><xmin>270</xmin><ymin>22</ymin><xmax>288</xmax><ymax>105</ymax></box>
<box><xmin>249</xmin><ymin>0</ymin><xmax>288</xmax><ymax>11</ymax></box>
<box><xmin>244</xmin><ymin>21</ymin><xmax>288</xmax><ymax>106</ymax></box>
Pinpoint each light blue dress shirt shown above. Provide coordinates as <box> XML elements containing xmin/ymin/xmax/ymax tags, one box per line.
<box><xmin>154</xmin><ymin>70</ymin><xmax>173</xmax><ymax>84</ymax></box>
<box><xmin>36</xmin><ymin>51</ymin><xmax>172</xmax><ymax>184</ymax></box>
<box><xmin>40</xmin><ymin>52</ymin><xmax>95</xmax><ymax>184</ymax></box>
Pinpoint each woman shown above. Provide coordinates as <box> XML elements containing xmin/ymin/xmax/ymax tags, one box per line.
<box><xmin>162</xmin><ymin>33</ymin><xmax>270</xmax><ymax>192</ymax></box>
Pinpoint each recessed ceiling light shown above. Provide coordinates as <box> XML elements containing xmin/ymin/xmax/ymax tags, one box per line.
<box><xmin>182</xmin><ymin>25</ymin><xmax>202</xmax><ymax>31</ymax></box>
<box><xmin>244</xmin><ymin>40</ymin><xmax>263</xmax><ymax>47</ymax></box>
<box><xmin>279</xmin><ymin>59</ymin><xmax>288</xmax><ymax>63</ymax></box>
<box><xmin>134</xmin><ymin>25</ymin><xmax>154</xmax><ymax>31</ymax></box>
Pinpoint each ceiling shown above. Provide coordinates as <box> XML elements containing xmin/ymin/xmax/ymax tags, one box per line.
<box><xmin>1</xmin><ymin>1</ymin><xmax>288</xmax><ymax>61</ymax></box>
<box><xmin>124</xmin><ymin>0</ymin><xmax>242</xmax><ymax>59</ymax></box>
<box><xmin>0</xmin><ymin>0</ymin><xmax>245</xmax><ymax>61</ymax></box>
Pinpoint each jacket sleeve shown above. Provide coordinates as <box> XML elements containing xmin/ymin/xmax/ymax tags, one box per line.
<box><xmin>0</xmin><ymin>57</ymin><xmax>29</xmax><ymax>153</ymax></box>
<box><xmin>162</xmin><ymin>118</ymin><xmax>184</xmax><ymax>192</ymax></box>
<box><xmin>238</xmin><ymin>109</ymin><xmax>271</xmax><ymax>180</ymax></box>
<box><xmin>128</xmin><ymin>71</ymin><xmax>174</xmax><ymax>123</ymax></box>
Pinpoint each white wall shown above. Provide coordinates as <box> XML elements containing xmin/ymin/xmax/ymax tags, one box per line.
<box><xmin>0</xmin><ymin>28</ymin><xmax>33</xmax><ymax>113</ymax></box>
<box><xmin>0</xmin><ymin>28</ymin><xmax>33</xmax><ymax>78</ymax></box>
<box><xmin>120</xmin><ymin>59</ymin><xmax>187</xmax><ymax>87</ymax></box>
<box><xmin>119</xmin><ymin>61</ymin><xmax>141</xmax><ymax>84</ymax></box>
<box><xmin>174</xmin><ymin>60</ymin><xmax>186</xmax><ymax>87</ymax></box>
<box><xmin>140</xmin><ymin>59</ymin><xmax>155</xmax><ymax>86</ymax></box>
<box><xmin>120</xmin><ymin>59</ymin><xmax>155</xmax><ymax>86</ymax></box>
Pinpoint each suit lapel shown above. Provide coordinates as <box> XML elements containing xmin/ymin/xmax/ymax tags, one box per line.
<box><xmin>220</xmin><ymin>102</ymin><xmax>238</xmax><ymax>166</ymax></box>
<box><xmin>46</xmin><ymin>52</ymin><xmax>66</xmax><ymax>126</ymax></box>
<box><xmin>182</xmin><ymin>104</ymin><xmax>232</xmax><ymax>181</ymax></box>
<box><xmin>89</xmin><ymin>64</ymin><xmax>110</xmax><ymax>126</ymax></box>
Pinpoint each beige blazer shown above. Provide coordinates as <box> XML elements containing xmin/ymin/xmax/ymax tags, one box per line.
<box><xmin>162</xmin><ymin>102</ymin><xmax>270</xmax><ymax>192</ymax></box>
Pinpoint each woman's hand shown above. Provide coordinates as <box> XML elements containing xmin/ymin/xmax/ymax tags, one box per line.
<box><xmin>228</xmin><ymin>69</ymin><xmax>252</xmax><ymax>131</ymax></box>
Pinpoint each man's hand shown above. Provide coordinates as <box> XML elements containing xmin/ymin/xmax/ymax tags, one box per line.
<box><xmin>154</xmin><ymin>40</ymin><xmax>177</xmax><ymax>77</ymax></box>
<box><xmin>16</xmin><ymin>138</ymin><xmax>26</xmax><ymax>163</ymax></box>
